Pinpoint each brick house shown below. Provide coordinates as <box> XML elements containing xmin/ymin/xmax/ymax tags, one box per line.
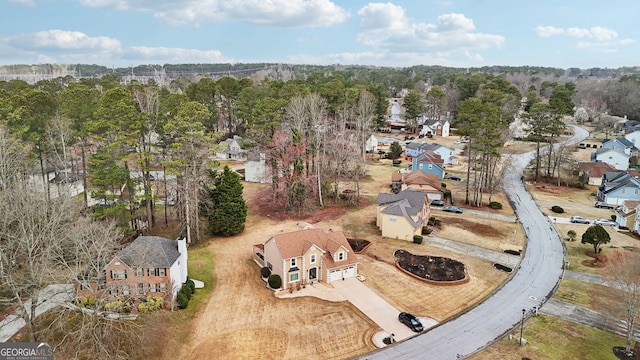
<box><xmin>76</xmin><ymin>236</ymin><xmax>188</xmax><ymax>303</ymax></box>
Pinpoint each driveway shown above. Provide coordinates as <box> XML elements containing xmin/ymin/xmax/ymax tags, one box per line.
<box><xmin>331</xmin><ymin>278</ymin><xmax>437</xmax><ymax>342</ymax></box>
<box><xmin>362</xmin><ymin>126</ymin><xmax>589</xmax><ymax>359</ymax></box>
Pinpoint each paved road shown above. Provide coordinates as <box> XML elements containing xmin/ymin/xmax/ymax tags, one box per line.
<box><xmin>361</xmin><ymin>126</ymin><xmax>589</xmax><ymax>360</ymax></box>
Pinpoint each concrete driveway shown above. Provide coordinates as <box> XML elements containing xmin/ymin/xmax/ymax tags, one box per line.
<box><xmin>331</xmin><ymin>278</ymin><xmax>437</xmax><ymax>341</ymax></box>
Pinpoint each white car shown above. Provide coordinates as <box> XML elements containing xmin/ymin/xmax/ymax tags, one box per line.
<box><xmin>593</xmin><ymin>218</ymin><xmax>618</xmax><ymax>227</ymax></box>
<box><xmin>570</xmin><ymin>216</ymin><xmax>590</xmax><ymax>224</ymax></box>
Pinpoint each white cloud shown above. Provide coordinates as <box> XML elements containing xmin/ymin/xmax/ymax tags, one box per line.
<box><xmin>80</xmin><ymin>0</ymin><xmax>349</xmax><ymax>27</ymax></box>
<box><xmin>356</xmin><ymin>5</ymin><xmax>503</xmax><ymax>61</ymax></box>
<box><xmin>535</xmin><ymin>24</ymin><xmax>633</xmax><ymax>51</ymax></box>
<box><xmin>126</xmin><ymin>46</ymin><xmax>235</xmax><ymax>64</ymax></box>
<box><xmin>4</xmin><ymin>30</ymin><xmax>121</xmax><ymax>52</ymax></box>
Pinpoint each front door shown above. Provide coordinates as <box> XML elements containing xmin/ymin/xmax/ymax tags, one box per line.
<box><xmin>309</xmin><ymin>267</ymin><xmax>317</xmax><ymax>281</ymax></box>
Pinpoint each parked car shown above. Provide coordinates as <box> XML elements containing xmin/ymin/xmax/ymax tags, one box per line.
<box><xmin>570</xmin><ymin>215</ymin><xmax>590</xmax><ymax>224</ymax></box>
<box><xmin>430</xmin><ymin>199</ymin><xmax>445</xmax><ymax>207</ymax></box>
<box><xmin>594</xmin><ymin>218</ymin><xmax>618</xmax><ymax>227</ymax></box>
<box><xmin>443</xmin><ymin>206</ymin><xmax>463</xmax><ymax>214</ymax></box>
<box><xmin>595</xmin><ymin>201</ymin><xmax>615</xmax><ymax>209</ymax></box>
<box><xmin>398</xmin><ymin>312</ymin><xmax>424</xmax><ymax>332</ymax></box>
<box><xmin>447</xmin><ymin>175</ymin><xmax>462</xmax><ymax>181</ymax></box>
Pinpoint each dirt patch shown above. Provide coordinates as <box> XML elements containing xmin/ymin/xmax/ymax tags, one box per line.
<box><xmin>348</xmin><ymin>239</ymin><xmax>372</xmax><ymax>253</ymax></box>
<box><xmin>394</xmin><ymin>249</ymin><xmax>466</xmax><ymax>282</ymax></box>
<box><xmin>440</xmin><ymin>217</ymin><xmax>502</xmax><ymax>237</ymax></box>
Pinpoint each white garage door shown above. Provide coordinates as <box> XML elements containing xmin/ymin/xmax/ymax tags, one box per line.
<box><xmin>328</xmin><ymin>270</ymin><xmax>342</xmax><ymax>283</ymax></box>
<box><xmin>343</xmin><ymin>266</ymin><xmax>356</xmax><ymax>279</ymax></box>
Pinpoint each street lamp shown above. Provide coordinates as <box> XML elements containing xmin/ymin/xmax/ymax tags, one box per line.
<box><xmin>519</xmin><ymin>308</ymin><xmax>526</xmax><ymax>346</ymax></box>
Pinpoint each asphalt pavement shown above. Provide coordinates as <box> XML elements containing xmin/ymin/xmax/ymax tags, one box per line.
<box><xmin>361</xmin><ymin>126</ymin><xmax>590</xmax><ymax>360</ymax></box>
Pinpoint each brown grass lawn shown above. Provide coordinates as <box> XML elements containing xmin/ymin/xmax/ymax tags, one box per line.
<box><xmin>170</xmin><ymin>160</ymin><xmax>523</xmax><ymax>360</ymax></box>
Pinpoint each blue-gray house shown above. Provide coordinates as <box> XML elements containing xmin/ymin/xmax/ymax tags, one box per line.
<box><xmin>410</xmin><ymin>151</ymin><xmax>446</xmax><ymax>179</ymax></box>
<box><xmin>597</xmin><ymin>171</ymin><xmax>640</xmax><ymax>205</ymax></box>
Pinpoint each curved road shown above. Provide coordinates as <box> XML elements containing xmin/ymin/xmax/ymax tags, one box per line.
<box><xmin>362</xmin><ymin>126</ymin><xmax>589</xmax><ymax>359</ymax></box>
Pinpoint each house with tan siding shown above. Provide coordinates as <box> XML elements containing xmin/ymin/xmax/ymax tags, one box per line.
<box><xmin>376</xmin><ymin>189</ymin><xmax>430</xmax><ymax>241</ymax></box>
<box><xmin>252</xmin><ymin>227</ymin><xmax>359</xmax><ymax>290</ymax></box>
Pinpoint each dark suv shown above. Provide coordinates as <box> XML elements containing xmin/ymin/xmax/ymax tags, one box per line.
<box><xmin>398</xmin><ymin>312</ymin><xmax>424</xmax><ymax>332</ymax></box>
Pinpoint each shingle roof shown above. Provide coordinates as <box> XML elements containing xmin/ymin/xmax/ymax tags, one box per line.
<box><xmin>376</xmin><ymin>189</ymin><xmax>427</xmax><ymax>229</ymax></box>
<box><xmin>266</xmin><ymin>228</ymin><xmax>358</xmax><ymax>269</ymax></box>
<box><xmin>578</xmin><ymin>162</ymin><xmax>617</xmax><ymax>178</ymax></box>
<box><xmin>115</xmin><ymin>236</ymin><xmax>181</xmax><ymax>268</ymax></box>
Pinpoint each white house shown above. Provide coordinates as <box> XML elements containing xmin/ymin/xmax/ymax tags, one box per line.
<box><xmin>591</xmin><ymin>147</ymin><xmax>630</xmax><ymax>170</ymax></box>
<box><xmin>245</xmin><ymin>152</ymin><xmax>272</xmax><ymax>184</ymax></box>
<box><xmin>216</xmin><ymin>135</ymin><xmax>247</xmax><ymax>161</ymax></box>
<box><xmin>420</xmin><ymin>119</ymin><xmax>450</xmax><ymax>137</ymax></box>
<box><xmin>625</xmin><ymin>130</ymin><xmax>640</xmax><ymax>148</ymax></box>
<box><xmin>365</xmin><ymin>134</ymin><xmax>379</xmax><ymax>153</ymax></box>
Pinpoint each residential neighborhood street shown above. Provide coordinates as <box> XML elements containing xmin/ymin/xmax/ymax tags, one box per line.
<box><xmin>362</xmin><ymin>127</ymin><xmax>589</xmax><ymax>359</ymax></box>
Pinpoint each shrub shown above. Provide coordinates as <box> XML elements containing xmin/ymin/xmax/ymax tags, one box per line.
<box><xmin>268</xmin><ymin>274</ymin><xmax>282</xmax><ymax>289</ymax></box>
<box><xmin>176</xmin><ymin>292</ymin><xmax>189</xmax><ymax>309</ymax></box>
<box><xmin>441</xmin><ymin>183</ymin><xmax>447</xmax><ymax>188</ymax></box>
<box><xmin>551</xmin><ymin>205</ymin><xmax>564</xmax><ymax>214</ymax></box>
<box><xmin>261</xmin><ymin>266</ymin><xmax>271</xmax><ymax>278</ymax></box>
<box><xmin>428</xmin><ymin>216</ymin><xmax>437</xmax><ymax>226</ymax></box>
<box><xmin>180</xmin><ymin>283</ymin><xmax>193</xmax><ymax>299</ymax></box>
<box><xmin>413</xmin><ymin>235</ymin><xmax>423</xmax><ymax>244</ymax></box>
<box><xmin>422</xmin><ymin>226</ymin><xmax>431</xmax><ymax>235</ymax></box>
<box><xmin>186</xmin><ymin>278</ymin><xmax>195</xmax><ymax>291</ymax></box>
<box><xmin>489</xmin><ymin>201</ymin><xmax>502</xmax><ymax>210</ymax></box>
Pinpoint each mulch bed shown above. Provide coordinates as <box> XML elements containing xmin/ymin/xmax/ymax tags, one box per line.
<box><xmin>348</xmin><ymin>239</ymin><xmax>371</xmax><ymax>253</ymax></box>
<box><xmin>393</xmin><ymin>249</ymin><xmax>466</xmax><ymax>281</ymax></box>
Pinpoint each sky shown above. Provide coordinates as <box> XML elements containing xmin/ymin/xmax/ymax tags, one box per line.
<box><xmin>0</xmin><ymin>0</ymin><xmax>637</xmax><ymax>69</ymax></box>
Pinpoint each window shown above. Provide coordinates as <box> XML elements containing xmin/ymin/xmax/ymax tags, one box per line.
<box><xmin>291</xmin><ymin>258</ymin><xmax>297</xmax><ymax>267</ymax></box>
<box><xmin>135</xmin><ymin>268</ymin><xmax>143</xmax><ymax>277</ymax></box>
<box><xmin>267</xmin><ymin>262</ymin><xmax>273</xmax><ymax>271</ymax></box>
<box><xmin>289</xmin><ymin>273</ymin><xmax>299</xmax><ymax>282</ymax></box>
<box><xmin>137</xmin><ymin>283</ymin><xmax>145</xmax><ymax>295</ymax></box>
<box><xmin>122</xmin><ymin>285</ymin><xmax>130</xmax><ymax>296</ymax></box>
<box><xmin>146</xmin><ymin>268</ymin><xmax>166</xmax><ymax>276</ymax></box>
<box><xmin>389</xmin><ymin>215</ymin><xmax>396</xmax><ymax>222</ymax></box>
<box><xmin>110</xmin><ymin>269</ymin><xmax>126</xmax><ymax>280</ymax></box>
<box><xmin>159</xmin><ymin>283</ymin><xmax>167</xmax><ymax>293</ymax></box>
<box><xmin>428</xmin><ymin>164</ymin><xmax>433</xmax><ymax>169</ymax></box>
<box><xmin>310</xmin><ymin>254</ymin><xmax>316</xmax><ymax>264</ymax></box>
<box><xmin>149</xmin><ymin>283</ymin><xmax>157</xmax><ymax>293</ymax></box>
<box><xmin>622</xmin><ymin>188</ymin><xmax>626</xmax><ymax>194</ymax></box>
<box><xmin>419</xmin><ymin>164</ymin><xmax>423</xmax><ymax>169</ymax></box>
<box><xmin>338</xmin><ymin>252</ymin><xmax>345</xmax><ymax>261</ymax></box>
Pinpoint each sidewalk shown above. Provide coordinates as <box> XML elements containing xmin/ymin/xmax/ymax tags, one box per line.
<box><xmin>0</xmin><ymin>284</ymin><xmax>74</xmax><ymax>342</ymax></box>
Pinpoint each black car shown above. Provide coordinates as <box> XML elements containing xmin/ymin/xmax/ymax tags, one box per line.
<box><xmin>430</xmin><ymin>199</ymin><xmax>445</xmax><ymax>206</ymax></box>
<box><xmin>398</xmin><ymin>312</ymin><xmax>424</xmax><ymax>332</ymax></box>
<box><xmin>448</xmin><ymin>175</ymin><xmax>462</xmax><ymax>181</ymax></box>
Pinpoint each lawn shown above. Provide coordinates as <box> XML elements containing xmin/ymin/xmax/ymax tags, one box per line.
<box><xmin>470</xmin><ymin>315</ymin><xmax>627</xmax><ymax>360</ymax></box>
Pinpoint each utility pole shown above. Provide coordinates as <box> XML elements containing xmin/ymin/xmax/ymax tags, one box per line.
<box><xmin>519</xmin><ymin>308</ymin><xmax>526</xmax><ymax>346</ymax></box>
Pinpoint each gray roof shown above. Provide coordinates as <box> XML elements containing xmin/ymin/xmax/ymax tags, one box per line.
<box><xmin>116</xmin><ymin>236</ymin><xmax>181</xmax><ymax>268</ymax></box>
<box><xmin>376</xmin><ymin>189</ymin><xmax>427</xmax><ymax>229</ymax></box>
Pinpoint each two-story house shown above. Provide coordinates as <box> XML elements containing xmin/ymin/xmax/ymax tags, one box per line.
<box><xmin>591</xmin><ymin>147</ymin><xmax>630</xmax><ymax>170</ymax></box>
<box><xmin>614</xmin><ymin>200</ymin><xmax>640</xmax><ymax>228</ymax></box>
<box><xmin>77</xmin><ymin>236</ymin><xmax>189</xmax><ymax>303</ymax></box>
<box><xmin>391</xmin><ymin>171</ymin><xmax>444</xmax><ymax>202</ymax></box>
<box><xmin>216</xmin><ymin>135</ymin><xmax>247</xmax><ymax>161</ymax></box>
<box><xmin>253</xmin><ymin>227</ymin><xmax>359</xmax><ymax>290</ymax></box>
<box><xmin>597</xmin><ymin>171</ymin><xmax>640</xmax><ymax>205</ymax></box>
<box><xmin>419</xmin><ymin>119</ymin><xmax>450</xmax><ymax>137</ymax></box>
<box><xmin>376</xmin><ymin>189</ymin><xmax>430</xmax><ymax>241</ymax></box>
<box><xmin>410</xmin><ymin>151</ymin><xmax>445</xmax><ymax>179</ymax></box>
<box><xmin>578</xmin><ymin>162</ymin><xmax>617</xmax><ymax>186</ymax></box>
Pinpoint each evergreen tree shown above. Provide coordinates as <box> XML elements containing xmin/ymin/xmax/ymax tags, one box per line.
<box><xmin>202</xmin><ymin>166</ymin><xmax>247</xmax><ymax>236</ymax></box>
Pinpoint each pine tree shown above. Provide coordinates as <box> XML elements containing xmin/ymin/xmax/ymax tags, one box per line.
<box><xmin>202</xmin><ymin>166</ymin><xmax>247</xmax><ymax>236</ymax></box>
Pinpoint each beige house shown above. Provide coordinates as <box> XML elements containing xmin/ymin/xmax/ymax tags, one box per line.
<box><xmin>376</xmin><ymin>189</ymin><xmax>430</xmax><ymax>241</ymax></box>
<box><xmin>615</xmin><ymin>200</ymin><xmax>640</xmax><ymax>228</ymax></box>
<box><xmin>252</xmin><ymin>228</ymin><xmax>359</xmax><ymax>290</ymax></box>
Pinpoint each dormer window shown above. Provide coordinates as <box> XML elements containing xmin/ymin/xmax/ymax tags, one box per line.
<box><xmin>310</xmin><ymin>254</ymin><xmax>316</xmax><ymax>264</ymax></box>
<box><xmin>291</xmin><ymin>258</ymin><xmax>297</xmax><ymax>267</ymax></box>
<box><xmin>338</xmin><ymin>252</ymin><xmax>345</xmax><ymax>261</ymax></box>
